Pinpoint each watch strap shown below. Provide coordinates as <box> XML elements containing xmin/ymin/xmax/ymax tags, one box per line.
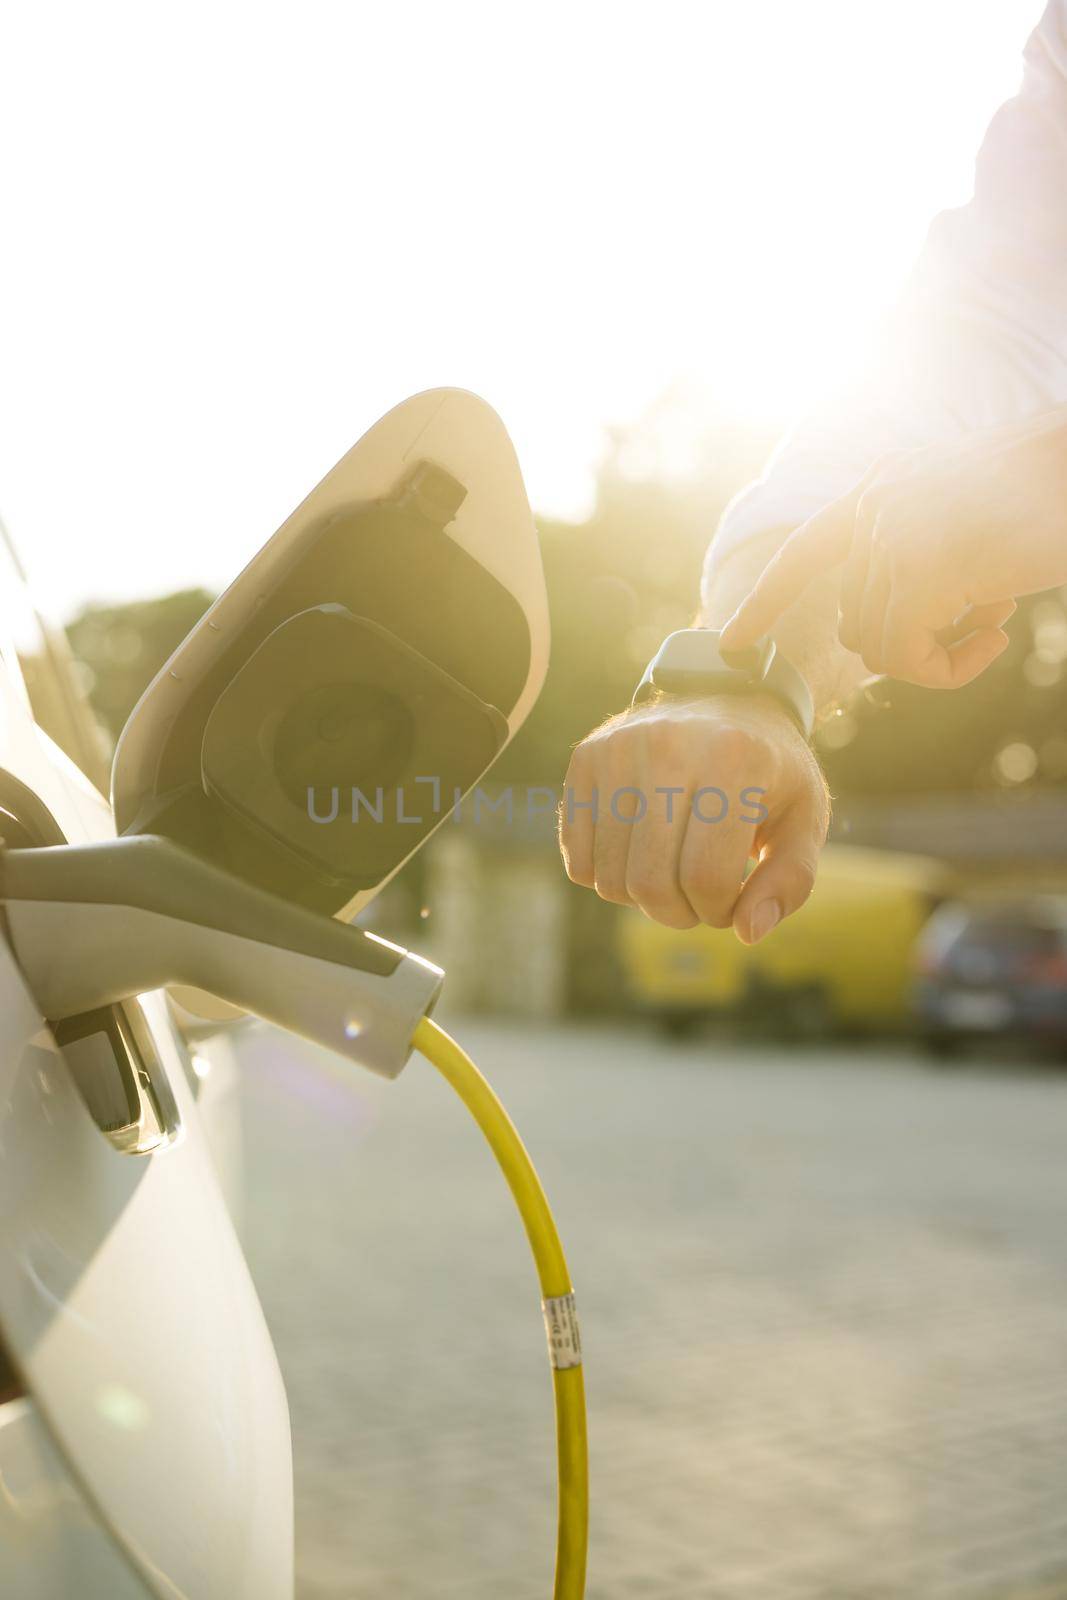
<box><xmin>759</xmin><ymin>645</ymin><xmax>814</xmax><ymax>741</ymax></box>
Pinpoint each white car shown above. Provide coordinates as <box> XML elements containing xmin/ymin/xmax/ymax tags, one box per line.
<box><xmin>0</xmin><ymin>515</ymin><xmax>292</xmax><ymax>1599</ymax></box>
<box><xmin>0</xmin><ymin>390</ymin><xmax>549</xmax><ymax>1599</ymax></box>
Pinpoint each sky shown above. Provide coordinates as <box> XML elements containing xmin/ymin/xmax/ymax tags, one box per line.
<box><xmin>0</xmin><ymin>1</ymin><xmax>1047</xmax><ymax>618</ymax></box>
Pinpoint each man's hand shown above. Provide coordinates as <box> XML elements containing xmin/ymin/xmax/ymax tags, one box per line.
<box><xmin>558</xmin><ymin>692</ymin><xmax>829</xmax><ymax>943</ymax></box>
<box><xmin>721</xmin><ymin>406</ymin><xmax>1067</xmax><ymax>687</ymax></box>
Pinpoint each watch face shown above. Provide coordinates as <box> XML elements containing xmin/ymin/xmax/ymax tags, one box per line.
<box><xmin>649</xmin><ymin>628</ymin><xmax>772</xmax><ymax>690</ymax></box>
<box><xmin>655</xmin><ymin>630</ymin><xmax>733</xmax><ymax>677</ymax></box>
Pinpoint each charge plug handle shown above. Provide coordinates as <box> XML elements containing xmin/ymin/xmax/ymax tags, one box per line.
<box><xmin>0</xmin><ymin>836</ymin><xmax>443</xmax><ymax>1079</ymax></box>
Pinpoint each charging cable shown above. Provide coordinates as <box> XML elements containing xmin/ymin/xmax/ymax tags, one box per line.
<box><xmin>414</xmin><ymin>1018</ymin><xmax>588</xmax><ymax>1600</ymax></box>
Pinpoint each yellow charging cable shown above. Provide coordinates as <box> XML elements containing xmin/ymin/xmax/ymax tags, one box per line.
<box><xmin>412</xmin><ymin>1017</ymin><xmax>588</xmax><ymax>1600</ymax></box>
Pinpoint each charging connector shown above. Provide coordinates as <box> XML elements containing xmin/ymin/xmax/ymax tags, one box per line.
<box><xmin>0</xmin><ymin>838</ymin><xmax>588</xmax><ymax>1597</ymax></box>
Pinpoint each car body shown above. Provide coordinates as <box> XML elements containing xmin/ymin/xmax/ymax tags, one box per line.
<box><xmin>914</xmin><ymin>897</ymin><xmax>1067</xmax><ymax>1053</ymax></box>
<box><xmin>0</xmin><ymin>389</ymin><xmax>548</xmax><ymax>1599</ymax></box>
<box><xmin>0</xmin><ymin>522</ymin><xmax>294</xmax><ymax>1599</ymax></box>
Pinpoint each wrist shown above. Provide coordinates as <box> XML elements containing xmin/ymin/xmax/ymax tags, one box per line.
<box><xmin>699</xmin><ymin>687</ymin><xmax>814</xmax><ymax>746</ymax></box>
<box><xmin>634</xmin><ymin>626</ymin><xmax>815</xmax><ymax>740</ymax></box>
<box><xmin>630</xmin><ymin>687</ymin><xmax>811</xmax><ymax>747</ymax></box>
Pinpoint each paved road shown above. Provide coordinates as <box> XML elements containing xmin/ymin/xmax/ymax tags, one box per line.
<box><xmin>237</xmin><ymin>1018</ymin><xmax>1067</xmax><ymax>1600</ymax></box>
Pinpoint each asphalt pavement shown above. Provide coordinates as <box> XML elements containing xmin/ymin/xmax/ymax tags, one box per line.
<box><xmin>237</xmin><ymin>1018</ymin><xmax>1067</xmax><ymax>1600</ymax></box>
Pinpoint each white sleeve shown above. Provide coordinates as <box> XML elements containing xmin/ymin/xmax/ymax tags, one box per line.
<box><xmin>705</xmin><ymin>0</ymin><xmax>1067</xmax><ymax>584</ymax></box>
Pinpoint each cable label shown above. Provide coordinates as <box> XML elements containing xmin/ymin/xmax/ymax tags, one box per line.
<box><xmin>542</xmin><ymin>1292</ymin><xmax>582</xmax><ymax>1370</ymax></box>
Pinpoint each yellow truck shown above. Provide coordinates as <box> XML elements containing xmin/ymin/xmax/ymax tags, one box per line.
<box><xmin>617</xmin><ymin>845</ymin><xmax>946</xmax><ymax>1035</ymax></box>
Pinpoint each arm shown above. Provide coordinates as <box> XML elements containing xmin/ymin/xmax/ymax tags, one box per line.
<box><xmin>560</xmin><ymin>1</ymin><xmax>1067</xmax><ymax>940</ymax></box>
<box><xmin>713</xmin><ymin>1</ymin><xmax>1067</xmax><ymax>581</ymax></box>
<box><xmin>715</xmin><ymin>2</ymin><xmax>1067</xmax><ymax>678</ymax></box>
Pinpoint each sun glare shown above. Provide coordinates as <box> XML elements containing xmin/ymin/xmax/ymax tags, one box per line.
<box><xmin>0</xmin><ymin>1</ymin><xmax>1045</xmax><ymax>613</ymax></box>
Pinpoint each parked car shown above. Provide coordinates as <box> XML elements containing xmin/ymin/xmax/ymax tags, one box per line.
<box><xmin>914</xmin><ymin>897</ymin><xmax>1067</xmax><ymax>1055</ymax></box>
<box><xmin>619</xmin><ymin>845</ymin><xmax>945</xmax><ymax>1037</ymax></box>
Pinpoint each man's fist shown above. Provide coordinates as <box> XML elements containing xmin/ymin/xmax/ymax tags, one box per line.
<box><xmin>558</xmin><ymin>693</ymin><xmax>829</xmax><ymax>943</ymax></box>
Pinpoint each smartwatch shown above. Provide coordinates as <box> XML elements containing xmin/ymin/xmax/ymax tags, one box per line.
<box><xmin>632</xmin><ymin>629</ymin><xmax>814</xmax><ymax>740</ymax></box>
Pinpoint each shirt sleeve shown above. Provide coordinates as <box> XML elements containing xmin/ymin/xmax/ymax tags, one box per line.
<box><xmin>705</xmin><ymin>0</ymin><xmax>1067</xmax><ymax>586</ymax></box>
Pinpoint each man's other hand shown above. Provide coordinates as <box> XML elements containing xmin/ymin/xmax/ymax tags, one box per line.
<box><xmin>719</xmin><ymin>409</ymin><xmax>1067</xmax><ymax>688</ymax></box>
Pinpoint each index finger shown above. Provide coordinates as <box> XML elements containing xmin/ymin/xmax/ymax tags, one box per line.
<box><xmin>719</xmin><ymin>489</ymin><xmax>861</xmax><ymax>649</ymax></box>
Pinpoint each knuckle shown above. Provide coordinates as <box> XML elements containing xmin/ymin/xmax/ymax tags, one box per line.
<box><xmin>648</xmin><ymin>781</ymin><xmax>687</xmax><ymax>818</ymax></box>
<box><xmin>681</xmin><ymin>872</ymin><xmax>734</xmax><ymax>928</ymax></box>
